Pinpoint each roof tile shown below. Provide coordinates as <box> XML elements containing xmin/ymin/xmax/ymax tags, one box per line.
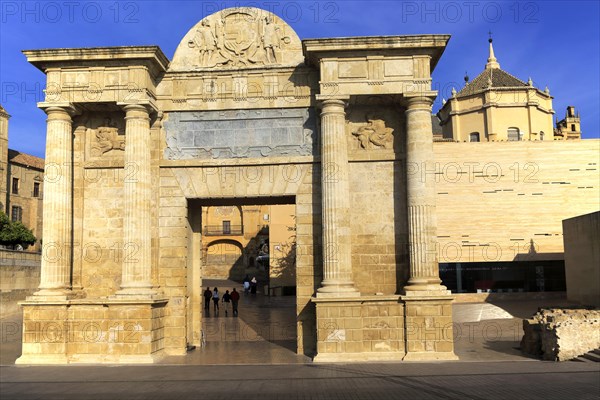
<box><xmin>8</xmin><ymin>149</ymin><xmax>45</xmax><ymax>170</ymax></box>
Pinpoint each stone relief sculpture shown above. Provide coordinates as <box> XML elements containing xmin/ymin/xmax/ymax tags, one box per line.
<box><xmin>188</xmin><ymin>19</ymin><xmax>218</xmax><ymax>66</ymax></box>
<box><xmin>171</xmin><ymin>8</ymin><xmax>302</xmax><ymax>71</ymax></box>
<box><xmin>262</xmin><ymin>16</ymin><xmax>287</xmax><ymax>63</ymax></box>
<box><xmin>89</xmin><ymin>118</ymin><xmax>125</xmax><ymax>157</ymax></box>
<box><xmin>351</xmin><ymin>114</ymin><xmax>394</xmax><ymax>150</ymax></box>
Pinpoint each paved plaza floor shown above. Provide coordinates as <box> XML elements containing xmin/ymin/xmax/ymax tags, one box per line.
<box><xmin>1</xmin><ymin>280</ymin><xmax>598</xmax><ymax>399</ymax></box>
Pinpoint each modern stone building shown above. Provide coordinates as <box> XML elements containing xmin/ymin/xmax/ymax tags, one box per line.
<box><xmin>0</xmin><ymin>104</ymin><xmax>44</xmax><ymax>252</ymax></box>
<box><xmin>563</xmin><ymin>212</ymin><xmax>600</xmax><ymax>307</ymax></box>
<box><xmin>16</xmin><ymin>7</ymin><xmax>599</xmax><ymax>364</ymax></box>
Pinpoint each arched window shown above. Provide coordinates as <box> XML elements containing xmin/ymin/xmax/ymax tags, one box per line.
<box><xmin>507</xmin><ymin>127</ymin><xmax>521</xmax><ymax>141</ymax></box>
<box><xmin>539</xmin><ymin>131</ymin><xmax>545</xmax><ymax>141</ymax></box>
<box><xmin>469</xmin><ymin>132</ymin><xmax>480</xmax><ymax>142</ymax></box>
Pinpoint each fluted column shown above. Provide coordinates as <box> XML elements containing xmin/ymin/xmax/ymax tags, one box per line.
<box><xmin>403</xmin><ymin>96</ymin><xmax>447</xmax><ymax>293</ymax></box>
<box><xmin>115</xmin><ymin>104</ymin><xmax>155</xmax><ymax>297</ymax></box>
<box><xmin>35</xmin><ymin>106</ymin><xmax>75</xmax><ymax>298</ymax></box>
<box><xmin>317</xmin><ymin>98</ymin><xmax>358</xmax><ymax>296</ymax></box>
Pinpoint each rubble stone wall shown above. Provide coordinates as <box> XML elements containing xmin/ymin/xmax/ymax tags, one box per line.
<box><xmin>521</xmin><ymin>308</ymin><xmax>600</xmax><ymax>361</ymax></box>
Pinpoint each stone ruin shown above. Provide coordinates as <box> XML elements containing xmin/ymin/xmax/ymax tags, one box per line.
<box><xmin>521</xmin><ymin>307</ymin><xmax>600</xmax><ymax>361</ymax></box>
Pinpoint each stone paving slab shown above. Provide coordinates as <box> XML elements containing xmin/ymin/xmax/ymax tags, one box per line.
<box><xmin>1</xmin><ymin>361</ymin><xmax>598</xmax><ymax>400</ymax></box>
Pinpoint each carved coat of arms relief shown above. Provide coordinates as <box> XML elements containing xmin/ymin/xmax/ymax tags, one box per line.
<box><xmin>187</xmin><ymin>9</ymin><xmax>291</xmax><ymax>68</ymax></box>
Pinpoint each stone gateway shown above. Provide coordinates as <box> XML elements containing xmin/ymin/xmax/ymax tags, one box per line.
<box><xmin>18</xmin><ymin>7</ymin><xmax>456</xmax><ymax>364</ymax></box>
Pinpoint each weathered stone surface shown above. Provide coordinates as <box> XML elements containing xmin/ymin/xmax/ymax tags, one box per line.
<box><xmin>169</xmin><ymin>7</ymin><xmax>304</xmax><ymax>71</ymax></box>
<box><xmin>163</xmin><ymin>108</ymin><xmax>316</xmax><ymax>160</ymax></box>
<box><xmin>0</xmin><ymin>251</ymin><xmax>40</xmax><ymax>318</ymax></box>
<box><xmin>521</xmin><ymin>308</ymin><xmax>600</xmax><ymax>361</ymax></box>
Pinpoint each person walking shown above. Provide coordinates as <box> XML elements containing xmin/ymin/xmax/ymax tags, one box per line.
<box><xmin>222</xmin><ymin>290</ymin><xmax>231</xmax><ymax>316</ymax></box>
<box><xmin>230</xmin><ymin>288</ymin><xmax>240</xmax><ymax>317</ymax></box>
<box><xmin>250</xmin><ymin>276</ymin><xmax>257</xmax><ymax>295</ymax></box>
<box><xmin>212</xmin><ymin>287</ymin><xmax>220</xmax><ymax>313</ymax></box>
<box><xmin>243</xmin><ymin>275</ymin><xmax>250</xmax><ymax>295</ymax></box>
<box><xmin>203</xmin><ymin>287</ymin><xmax>212</xmax><ymax>312</ymax></box>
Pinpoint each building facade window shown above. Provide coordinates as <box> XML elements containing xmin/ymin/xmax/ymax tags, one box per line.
<box><xmin>571</xmin><ymin>124</ymin><xmax>576</xmax><ymax>132</ymax></box>
<box><xmin>12</xmin><ymin>178</ymin><xmax>19</xmax><ymax>194</ymax></box>
<box><xmin>507</xmin><ymin>127</ymin><xmax>521</xmax><ymax>141</ymax></box>
<box><xmin>33</xmin><ymin>182</ymin><xmax>40</xmax><ymax>197</ymax></box>
<box><xmin>469</xmin><ymin>132</ymin><xmax>480</xmax><ymax>142</ymax></box>
<box><xmin>11</xmin><ymin>206</ymin><xmax>22</xmax><ymax>222</ymax></box>
<box><xmin>540</xmin><ymin>131</ymin><xmax>545</xmax><ymax>141</ymax></box>
<box><xmin>222</xmin><ymin>220</ymin><xmax>231</xmax><ymax>235</ymax></box>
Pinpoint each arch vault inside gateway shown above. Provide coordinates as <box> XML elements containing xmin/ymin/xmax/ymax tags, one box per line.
<box><xmin>18</xmin><ymin>7</ymin><xmax>456</xmax><ymax>364</ymax></box>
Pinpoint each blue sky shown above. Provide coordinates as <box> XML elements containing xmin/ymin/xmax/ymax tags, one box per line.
<box><xmin>1</xmin><ymin>0</ymin><xmax>599</xmax><ymax>158</ymax></box>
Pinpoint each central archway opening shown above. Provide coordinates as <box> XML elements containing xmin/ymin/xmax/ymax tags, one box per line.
<box><xmin>188</xmin><ymin>196</ymin><xmax>303</xmax><ymax>363</ymax></box>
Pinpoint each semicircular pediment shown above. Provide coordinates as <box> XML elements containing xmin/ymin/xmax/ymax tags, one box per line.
<box><xmin>170</xmin><ymin>7</ymin><xmax>304</xmax><ymax>72</ymax></box>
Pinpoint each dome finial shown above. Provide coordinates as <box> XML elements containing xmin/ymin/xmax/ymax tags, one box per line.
<box><xmin>464</xmin><ymin>71</ymin><xmax>469</xmax><ymax>84</ymax></box>
<box><xmin>486</xmin><ymin>31</ymin><xmax>500</xmax><ymax>69</ymax></box>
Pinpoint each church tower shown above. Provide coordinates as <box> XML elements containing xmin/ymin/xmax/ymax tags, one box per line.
<box><xmin>437</xmin><ymin>36</ymin><xmax>555</xmax><ymax>142</ymax></box>
<box><xmin>554</xmin><ymin>106</ymin><xmax>582</xmax><ymax>140</ymax></box>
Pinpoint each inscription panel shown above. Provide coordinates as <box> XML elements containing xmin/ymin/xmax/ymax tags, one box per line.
<box><xmin>164</xmin><ymin>108</ymin><xmax>316</xmax><ymax>160</ymax></box>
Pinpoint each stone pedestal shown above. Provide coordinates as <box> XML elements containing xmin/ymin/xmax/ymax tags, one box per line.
<box><xmin>16</xmin><ymin>298</ymin><xmax>167</xmax><ymax>364</ymax></box>
<box><xmin>402</xmin><ymin>294</ymin><xmax>457</xmax><ymax>360</ymax></box>
<box><xmin>313</xmin><ymin>296</ymin><xmax>405</xmax><ymax>362</ymax></box>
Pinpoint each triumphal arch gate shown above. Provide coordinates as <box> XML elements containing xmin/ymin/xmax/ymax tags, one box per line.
<box><xmin>19</xmin><ymin>8</ymin><xmax>456</xmax><ymax>363</ymax></box>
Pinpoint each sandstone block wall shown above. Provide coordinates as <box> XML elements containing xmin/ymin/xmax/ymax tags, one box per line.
<box><xmin>404</xmin><ymin>297</ymin><xmax>454</xmax><ymax>357</ymax></box>
<box><xmin>349</xmin><ymin>161</ymin><xmax>408</xmax><ymax>295</ymax></box>
<box><xmin>435</xmin><ymin>140</ymin><xmax>600</xmax><ymax>263</ymax></box>
<box><xmin>315</xmin><ymin>298</ymin><xmax>405</xmax><ymax>361</ymax></box>
<box><xmin>19</xmin><ymin>300</ymin><xmax>166</xmax><ymax>364</ymax></box>
<box><xmin>0</xmin><ymin>250</ymin><xmax>40</xmax><ymax>317</ymax></box>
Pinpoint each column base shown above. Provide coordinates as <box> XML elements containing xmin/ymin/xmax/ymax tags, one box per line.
<box><xmin>317</xmin><ymin>280</ymin><xmax>360</xmax><ymax>297</ymax></box>
<box><xmin>403</xmin><ymin>288</ymin><xmax>452</xmax><ymax>297</ymax></box>
<box><xmin>28</xmin><ymin>288</ymin><xmax>74</xmax><ymax>301</ymax></box>
<box><xmin>112</xmin><ymin>287</ymin><xmax>161</xmax><ymax>300</ymax></box>
<box><xmin>316</xmin><ymin>288</ymin><xmax>361</xmax><ymax>298</ymax></box>
<box><xmin>403</xmin><ymin>278</ymin><xmax>449</xmax><ymax>294</ymax></box>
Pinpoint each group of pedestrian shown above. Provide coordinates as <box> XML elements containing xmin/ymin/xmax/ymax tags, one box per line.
<box><xmin>203</xmin><ymin>286</ymin><xmax>240</xmax><ymax>317</ymax></box>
